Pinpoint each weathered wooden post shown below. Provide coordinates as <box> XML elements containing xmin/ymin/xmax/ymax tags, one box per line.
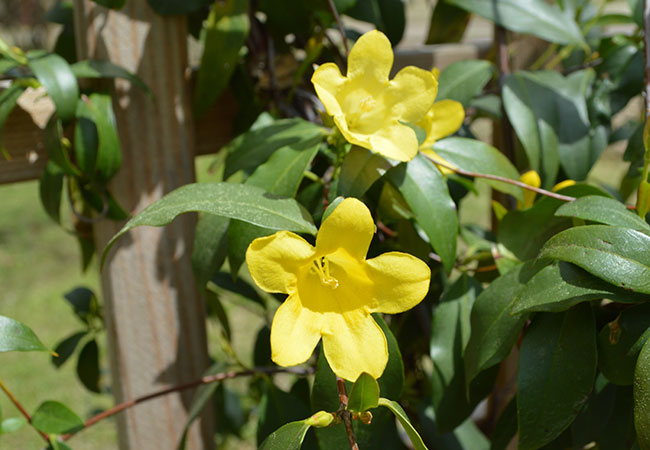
<box><xmin>72</xmin><ymin>1</ymin><xmax>214</xmax><ymax>448</ymax></box>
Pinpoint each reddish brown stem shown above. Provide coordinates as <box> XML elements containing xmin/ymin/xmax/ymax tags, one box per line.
<box><xmin>0</xmin><ymin>378</ymin><xmax>49</xmax><ymax>443</ymax></box>
<box><xmin>336</xmin><ymin>376</ymin><xmax>359</xmax><ymax>450</ymax></box>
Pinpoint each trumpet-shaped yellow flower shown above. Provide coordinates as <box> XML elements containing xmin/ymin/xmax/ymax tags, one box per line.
<box><xmin>245</xmin><ymin>198</ymin><xmax>431</xmax><ymax>381</ymax></box>
<box><xmin>418</xmin><ymin>98</ymin><xmax>465</xmax><ymax>174</ymax></box>
<box><xmin>311</xmin><ymin>30</ymin><xmax>438</xmax><ymax>162</ymax></box>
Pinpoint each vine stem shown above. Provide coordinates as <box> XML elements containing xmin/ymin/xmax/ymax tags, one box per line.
<box><xmin>336</xmin><ymin>376</ymin><xmax>359</xmax><ymax>450</ymax></box>
<box><xmin>0</xmin><ymin>378</ymin><xmax>50</xmax><ymax>443</ymax></box>
<box><xmin>59</xmin><ymin>366</ymin><xmax>314</xmax><ymax>442</ymax></box>
<box><xmin>326</xmin><ymin>0</ymin><xmax>349</xmax><ymax>58</ymax></box>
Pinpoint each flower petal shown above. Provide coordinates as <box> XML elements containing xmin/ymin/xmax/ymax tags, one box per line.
<box><xmin>246</xmin><ymin>231</ymin><xmax>316</xmax><ymax>294</ymax></box>
<box><xmin>368</xmin><ymin>121</ymin><xmax>419</xmax><ymax>161</ymax></box>
<box><xmin>322</xmin><ymin>310</ymin><xmax>388</xmax><ymax>381</ymax></box>
<box><xmin>365</xmin><ymin>252</ymin><xmax>431</xmax><ymax>314</ymax></box>
<box><xmin>311</xmin><ymin>62</ymin><xmax>347</xmax><ymax>117</ymax></box>
<box><xmin>270</xmin><ymin>294</ymin><xmax>323</xmax><ymax>367</ymax></box>
<box><xmin>420</xmin><ymin>148</ymin><xmax>455</xmax><ymax>175</ymax></box>
<box><xmin>333</xmin><ymin>115</ymin><xmax>372</xmax><ymax>149</ymax></box>
<box><xmin>347</xmin><ymin>30</ymin><xmax>393</xmax><ymax>84</ymax></box>
<box><xmin>386</xmin><ymin>66</ymin><xmax>438</xmax><ymax>123</ymax></box>
<box><xmin>421</xmin><ymin>100</ymin><xmax>465</xmax><ymax>148</ymax></box>
<box><xmin>316</xmin><ymin>197</ymin><xmax>375</xmax><ymax>260</ymax></box>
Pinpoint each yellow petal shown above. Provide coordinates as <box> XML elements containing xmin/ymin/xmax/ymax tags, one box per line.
<box><xmin>552</xmin><ymin>179</ymin><xmax>576</xmax><ymax>191</ymax></box>
<box><xmin>270</xmin><ymin>294</ymin><xmax>323</xmax><ymax>366</ymax></box>
<box><xmin>322</xmin><ymin>310</ymin><xmax>388</xmax><ymax>381</ymax></box>
<box><xmin>386</xmin><ymin>66</ymin><xmax>438</xmax><ymax>124</ymax></box>
<box><xmin>347</xmin><ymin>30</ymin><xmax>393</xmax><ymax>84</ymax></box>
<box><xmin>366</xmin><ymin>252</ymin><xmax>431</xmax><ymax>314</ymax></box>
<box><xmin>333</xmin><ymin>115</ymin><xmax>372</xmax><ymax>149</ymax></box>
<box><xmin>311</xmin><ymin>62</ymin><xmax>347</xmax><ymax>118</ymax></box>
<box><xmin>316</xmin><ymin>198</ymin><xmax>375</xmax><ymax>260</ymax></box>
<box><xmin>519</xmin><ymin>170</ymin><xmax>541</xmax><ymax>209</ymax></box>
<box><xmin>368</xmin><ymin>121</ymin><xmax>419</xmax><ymax>161</ymax></box>
<box><xmin>420</xmin><ymin>100</ymin><xmax>465</xmax><ymax>148</ymax></box>
<box><xmin>420</xmin><ymin>148</ymin><xmax>456</xmax><ymax>175</ymax></box>
<box><xmin>246</xmin><ymin>231</ymin><xmax>316</xmax><ymax>294</ymax></box>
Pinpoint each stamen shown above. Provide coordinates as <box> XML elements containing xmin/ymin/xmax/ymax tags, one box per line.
<box><xmin>311</xmin><ymin>257</ymin><xmax>339</xmax><ymax>289</ymax></box>
<box><xmin>360</xmin><ymin>96</ymin><xmax>376</xmax><ymax>113</ymax></box>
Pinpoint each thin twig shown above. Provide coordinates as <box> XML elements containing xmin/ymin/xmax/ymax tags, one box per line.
<box><xmin>61</xmin><ymin>366</ymin><xmax>314</xmax><ymax>442</ymax></box>
<box><xmin>336</xmin><ymin>376</ymin><xmax>359</xmax><ymax>450</ymax></box>
<box><xmin>326</xmin><ymin>0</ymin><xmax>349</xmax><ymax>57</ymax></box>
<box><xmin>0</xmin><ymin>378</ymin><xmax>50</xmax><ymax>443</ymax></box>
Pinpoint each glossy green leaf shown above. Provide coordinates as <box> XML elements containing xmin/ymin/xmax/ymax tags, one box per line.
<box><xmin>224</xmin><ymin>118</ymin><xmax>325</xmax><ymax>179</ymax></box>
<box><xmin>191</xmin><ymin>214</ymin><xmax>229</xmax><ymax>289</ymax></box>
<box><xmin>77</xmin><ymin>339</ymin><xmax>101</xmax><ymax>393</ymax></box>
<box><xmin>74</xmin><ymin>98</ymin><xmax>98</xmax><ymax>174</ymax></box>
<box><xmin>541</xmin><ymin>225</ymin><xmax>650</xmax><ymax>294</ymax></box>
<box><xmin>348</xmin><ymin>373</ymin><xmax>380</xmax><ymax>413</ymax></box>
<box><xmin>337</xmin><ymin>147</ymin><xmax>394</xmax><ymax>198</ymax></box>
<box><xmin>378</xmin><ymin>398</ymin><xmax>428</xmax><ymax>450</ymax></box>
<box><xmin>1</xmin><ymin>417</ymin><xmax>26</xmax><ymax>434</ymax></box>
<box><xmin>425</xmin><ymin>1</ymin><xmax>470</xmax><ymax>44</ymax></box>
<box><xmin>64</xmin><ymin>287</ymin><xmax>97</xmax><ymax>323</ymax></box>
<box><xmin>257</xmin><ymin>381</ymin><xmax>311</xmax><ymax>445</ymax></box>
<box><xmin>555</xmin><ymin>195</ymin><xmax>650</xmax><ymax>234</ymax></box>
<box><xmin>512</xmin><ymin>261</ymin><xmax>647</xmax><ymax>314</ymax></box>
<box><xmin>0</xmin><ymin>83</ymin><xmax>26</xmax><ymax>151</ymax></box>
<box><xmin>103</xmin><ymin>183</ymin><xmax>317</xmax><ymax>265</ymax></box>
<box><xmin>71</xmin><ymin>59</ymin><xmax>149</xmax><ymax>95</ymax></box>
<box><xmin>388</xmin><ymin>153</ymin><xmax>458</xmax><ymax>272</ymax></box>
<box><xmin>464</xmin><ymin>261</ymin><xmax>542</xmax><ymax>384</ymax></box>
<box><xmin>31</xmin><ymin>401</ymin><xmax>84</xmax><ymax>435</ymax></box>
<box><xmin>634</xmin><ymin>337</ymin><xmax>650</xmax><ymax>449</ymax></box>
<box><xmin>599</xmin><ymin>303</ymin><xmax>650</xmax><ymax>386</ymax></box>
<box><xmin>194</xmin><ymin>0</ymin><xmax>249</xmax><ymax>117</ymax></box>
<box><xmin>39</xmin><ymin>162</ymin><xmax>64</xmax><ymax>224</ymax></box>
<box><xmin>147</xmin><ymin>0</ymin><xmax>209</xmax><ymax>15</ymax></box>
<box><xmin>52</xmin><ymin>331</ymin><xmax>87</xmax><ymax>368</ymax></box>
<box><xmin>446</xmin><ymin>0</ymin><xmax>585</xmax><ymax>46</ymax></box>
<box><xmin>258</xmin><ymin>420</ymin><xmax>311</xmax><ymax>450</ymax></box>
<box><xmin>433</xmin><ymin>137</ymin><xmax>523</xmax><ymax>200</ymax></box>
<box><xmin>44</xmin><ymin>116</ymin><xmax>79</xmax><ymax>176</ymax></box>
<box><xmin>518</xmin><ymin>304</ymin><xmax>597</xmax><ymax>450</ymax></box>
<box><xmin>0</xmin><ymin>316</ymin><xmax>49</xmax><ymax>353</ymax></box>
<box><xmin>436</xmin><ymin>60</ymin><xmax>495</xmax><ymax>108</ymax></box>
<box><xmin>28</xmin><ymin>53</ymin><xmax>79</xmax><ymax>122</ymax></box>
<box><xmin>84</xmin><ymin>93</ymin><xmax>121</xmax><ymax>182</ymax></box>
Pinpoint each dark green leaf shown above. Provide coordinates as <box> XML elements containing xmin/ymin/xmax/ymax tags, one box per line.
<box><xmin>147</xmin><ymin>0</ymin><xmax>209</xmax><ymax>15</ymax></box>
<box><xmin>378</xmin><ymin>398</ymin><xmax>428</xmax><ymax>450</ymax></box>
<box><xmin>204</xmin><ymin>290</ymin><xmax>231</xmax><ymax>340</ymax></box>
<box><xmin>76</xmin><ymin>339</ymin><xmax>101</xmax><ymax>393</ymax></box>
<box><xmin>253</xmin><ymin>325</ymin><xmax>271</xmax><ymax>366</ymax></box>
<box><xmin>555</xmin><ymin>195</ymin><xmax>650</xmax><ymax>234</ymax></box>
<box><xmin>44</xmin><ymin>115</ymin><xmax>79</xmax><ymax>176</ymax></box>
<box><xmin>84</xmin><ymin>93</ymin><xmax>121</xmax><ymax>182</ymax></box>
<box><xmin>426</xmin><ymin>1</ymin><xmax>470</xmax><ymax>44</ymax></box>
<box><xmin>418</xmin><ymin>405</ymin><xmax>490</xmax><ymax>450</ymax></box>
<box><xmin>599</xmin><ymin>303</ymin><xmax>650</xmax><ymax>386</ymax></box>
<box><xmin>517</xmin><ymin>304</ymin><xmax>597</xmax><ymax>450</ymax></box>
<box><xmin>64</xmin><ymin>287</ymin><xmax>97</xmax><ymax>323</ymax></box>
<box><xmin>337</xmin><ymin>147</ymin><xmax>394</xmax><ymax>198</ymax></box>
<box><xmin>226</xmin><ymin>221</ymin><xmax>272</xmax><ymax>278</ymax></box>
<box><xmin>541</xmin><ymin>225</ymin><xmax>650</xmax><ymax>295</ymax></box>
<box><xmin>31</xmin><ymin>401</ymin><xmax>84</xmax><ymax>435</ymax></box>
<box><xmin>209</xmin><ymin>271</ymin><xmax>265</xmax><ymax>307</ymax></box>
<box><xmin>103</xmin><ymin>183</ymin><xmax>317</xmax><ymax>265</ymax></box>
<box><xmin>433</xmin><ymin>137</ymin><xmax>523</xmax><ymax>200</ymax></box>
<box><xmin>28</xmin><ymin>53</ymin><xmax>79</xmax><ymax>122</ymax></box>
<box><xmin>490</xmin><ymin>397</ymin><xmax>517</xmax><ymax>450</ymax></box>
<box><xmin>90</xmin><ymin>0</ymin><xmax>126</xmax><ymax>9</ymax></box>
<box><xmin>257</xmin><ymin>381</ymin><xmax>310</xmax><ymax>445</ymax></box>
<box><xmin>71</xmin><ymin>59</ymin><xmax>149</xmax><ymax>94</ymax></box>
<box><xmin>447</xmin><ymin>0</ymin><xmax>585</xmax><ymax>46</ymax></box>
<box><xmin>0</xmin><ymin>315</ymin><xmax>49</xmax><ymax>353</ymax></box>
<box><xmin>634</xmin><ymin>337</ymin><xmax>650</xmax><ymax>448</ymax></box>
<box><xmin>74</xmin><ymin>98</ymin><xmax>98</xmax><ymax>174</ymax></box>
<box><xmin>52</xmin><ymin>331</ymin><xmax>87</xmax><ymax>368</ymax></box>
<box><xmin>436</xmin><ymin>60</ymin><xmax>495</xmax><ymax>108</ymax></box>
<box><xmin>194</xmin><ymin>0</ymin><xmax>249</xmax><ymax>117</ymax></box>
<box><xmin>388</xmin><ymin>153</ymin><xmax>458</xmax><ymax>272</ymax></box>
<box><xmin>258</xmin><ymin>420</ymin><xmax>311</xmax><ymax>450</ymax></box>
<box><xmin>512</xmin><ymin>261</ymin><xmax>648</xmax><ymax>314</ymax></box>
<box><xmin>348</xmin><ymin>373</ymin><xmax>380</xmax><ymax>412</ymax></box>
<box><xmin>0</xmin><ymin>83</ymin><xmax>27</xmax><ymax>150</ymax></box>
<box><xmin>39</xmin><ymin>162</ymin><xmax>64</xmax><ymax>224</ymax></box>
<box><xmin>191</xmin><ymin>214</ymin><xmax>229</xmax><ymax>289</ymax></box>
<box><xmin>376</xmin><ymin>0</ymin><xmax>405</xmax><ymax>45</ymax></box>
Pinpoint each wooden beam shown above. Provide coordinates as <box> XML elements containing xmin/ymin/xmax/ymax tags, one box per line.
<box><xmin>72</xmin><ymin>1</ymin><xmax>214</xmax><ymax>448</ymax></box>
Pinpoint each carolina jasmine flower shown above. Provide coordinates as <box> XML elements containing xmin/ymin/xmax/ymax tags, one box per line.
<box><xmin>311</xmin><ymin>30</ymin><xmax>438</xmax><ymax>162</ymax></box>
<box><xmin>245</xmin><ymin>198</ymin><xmax>431</xmax><ymax>381</ymax></box>
<box><xmin>518</xmin><ymin>170</ymin><xmax>576</xmax><ymax>209</ymax></box>
<box><xmin>418</xmin><ymin>97</ymin><xmax>465</xmax><ymax>174</ymax></box>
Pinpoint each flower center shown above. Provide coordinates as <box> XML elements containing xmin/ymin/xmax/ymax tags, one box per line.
<box><xmin>311</xmin><ymin>257</ymin><xmax>339</xmax><ymax>289</ymax></box>
<box><xmin>359</xmin><ymin>96</ymin><xmax>376</xmax><ymax>113</ymax></box>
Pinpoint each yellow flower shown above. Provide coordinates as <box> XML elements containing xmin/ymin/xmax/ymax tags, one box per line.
<box><xmin>311</xmin><ymin>30</ymin><xmax>438</xmax><ymax>162</ymax></box>
<box><xmin>418</xmin><ymin>98</ymin><xmax>465</xmax><ymax>174</ymax></box>
<box><xmin>518</xmin><ymin>170</ymin><xmax>576</xmax><ymax>209</ymax></box>
<box><xmin>245</xmin><ymin>198</ymin><xmax>431</xmax><ymax>381</ymax></box>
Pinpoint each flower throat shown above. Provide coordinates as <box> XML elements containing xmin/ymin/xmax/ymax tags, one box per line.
<box><xmin>312</xmin><ymin>257</ymin><xmax>339</xmax><ymax>289</ymax></box>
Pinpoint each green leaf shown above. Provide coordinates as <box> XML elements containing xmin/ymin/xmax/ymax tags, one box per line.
<box><xmin>64</xmin><ymin>287</ymin><xmax>97</xmax><ymax>323</ymax></box>
<box><xmin>417</xmin><ymin>406</ymin><xmax>490</xmax><ymax>449</ymax></box>
<box><xmin>1</xmin><ymin>417</ymin><xmax>26</xmax><ymax>434</ymax></box>
<box><xmin>0</xmin><ymin>316</ymin><xmax>49</xmax><ymax>353</ymax></box>
<box><xmin>224</xmin><ymin>118</ymin><xmax>325</xmax><ymax>179</ymax></box>
<box><xmin>31</xmin><ymin>401</ymin><xmax>84</xmax><ymax>435</ymax></box>
<box><xmin>511</xmin><ymin>261</ymin><xmax>648</xmax><ymax>314</ymax></box>
<box><xmin>376</xmin><ymin>0</ymin><xmax>405</xmax><ymax>45</ymax></box>
<box><xmin>425</xmin><ymin>1</ymin><xmax>470</xmax><ymax>44</ymax></box>
<box><xmin>0</xmin><ymin>83</ymin><xmax>27</xmax><ymax>150</ymax></box>
<box><xmin>447</xmin><ymin>0</ymin><xmax>586</xmax><ymax>46</ymax></box>
<box><xmin>599</xmin><ymin>303</ymin><xmax>650</xmax><ymax>386</ymax></box>
<box><xmin>634</xmin><ymin>337</ymin><xmax>650</xmax><ymax>449</ymax></box>
<box><xmin>52</xmin><ymin>331</ymin><xmax>87</xmax><ymax>368</ymax></box>
<box><xmin>74</xmin><ymin>98</ymin><xmax>99</xmax><ymax>174</ymax></box>
<box><xmin>337</xmin><ymin>147</ymin><xmax>394</xmax><ymax>198</ymax></box>
<box><xmin>378</xmin><ymin>398</ymin><xmax>428</xmax><ymax>450</ymax></box>
<box><xmin>44</xmin><ymin>115</ymin><xmax>79</xmax><ymax>176</ymax></box>
<box><xmin>210</xmin><ymin>271</ymin><xmax>266</xmax><ymax>307</ymax></box>
<box><xmin>257</xmin><ymin>381</ymin><xmax>311</xmax><ymax>445</ymax></box>
<box><xmin>258</xmin><ymin>420</ymin><xmax>311</xmax><ymax>450</ymax></box>
<box><xmin>388</xmin><ymin>153</ymin><xmax>458</xmax><ymax>272</ymax></box>
<box><xmin>490</xmin><ymin>397</ymin><xmax>517</xmax><ymax>450</ymax></box>
<box><xmin>517</xmin><ymin>304</ymin><xmax>597</xmax><ymax>450</ymax></box>
<box><xmin>464</xmin><ymin>261</ymin><xmax>543</xmax><ymax>384</ymax></box>
<box><xmin>194</xmin><ymin>0</ymin><xmax>249</xmax><ymax>117</ymax></box>
<box><xmin>147</xmin><ymin>0</ymin><xmax>209</xmax><ymax>15</ymax></box>
<box><xmin>84</xmin><ymin>93</ymin><xmax>122</xmax><ymax>182</ymax></box>
<box><xmin>90</xmin><ymin>0</ymin><xmax>126</xmax><ymax>9</ymax></box>
<box><xmin>191</xmin><ymin>214</ymin><xmax>229</xmax><ymax>289</ymax></box>
<box><xmin>28</xmin><ymin>53</ymin><xmax>79</xmax><ymax>122</ymax></box>
<box><xmin>77</xmin><ymin>339</ymin><xmax>101</xmax><ymax>393</ymax></box>
<box><xmin>555</xmin><ymin>195</ymin><xmax>650</xmax><ymax>234</ymax></box>
<box><xmin>71</xmin><ymin>59</ymin><xmax>149</xmax><ymax>94</ymax></box>
<box><xmin>436</xmin><ymin>60</ymin><xmax>495</xmax><ymax>108</ymax></box>
<box><xmin>540</xmin><ymin>225</ymin><xmax>650</xmax><ymax>294</ymax></box>
<box><xmin>348</xmin><ymin>373</ymin><xmax>380</xmax><ymax>413</ymax></box>
<box><xmin>433</xmin><ymin>137</ymin><xmax>523</xmax><ymax>200</ymax></box>
<box><xmin>103</xmin><ymin>182</ymin><xmax>317</xmax><ymax>265</ymax></box>
<box><xmin>39</xmin><ymin>162</ymin><xmax>65</xmax><ymax>224</ymax></box>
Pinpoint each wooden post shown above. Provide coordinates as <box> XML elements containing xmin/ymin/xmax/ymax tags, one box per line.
<box><xmin>72</xmin><ymin>1</ymin><xmax>214</xmax><ymax>448</ymax></box>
